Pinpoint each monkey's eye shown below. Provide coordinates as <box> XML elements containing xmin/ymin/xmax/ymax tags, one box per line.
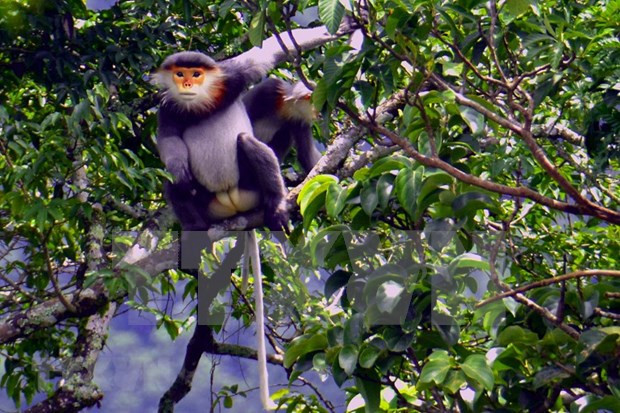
<box><xmin>175</xmin><ymin>72</ymin><xmax>184</xmax><ymax>77</ymax></box>
<box><xmin>193</xmin><ymin>71</ymin><xmax>201</xmax><ymax>78</ymax></box>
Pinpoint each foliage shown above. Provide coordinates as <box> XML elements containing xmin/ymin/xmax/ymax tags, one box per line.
<box><xmin>0</xmin><ymin>0</ymin><xmax>619</xmax><ymax>412</ymax></box>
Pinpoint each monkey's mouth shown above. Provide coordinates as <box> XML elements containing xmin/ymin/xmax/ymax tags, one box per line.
<box><xmin>178</xmin><ymin>92</ymin><xmax>198</xmax><ymax>101</ymax></box>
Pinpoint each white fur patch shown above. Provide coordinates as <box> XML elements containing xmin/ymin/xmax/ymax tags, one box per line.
<box><xmin>281</xmin><ymin>98</ymin><xmax>315</xmax><ymax>122</ymax></box>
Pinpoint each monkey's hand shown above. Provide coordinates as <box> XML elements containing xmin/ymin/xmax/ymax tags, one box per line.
<box><xmin>167</xmin><ymin>159</ymin><xmax>193</xmax><ymax>185</ymax></box>
<box><xmin>166</xmin><ymin>159</ymin><xmax>198</xmax><ymax>200</ymax></box>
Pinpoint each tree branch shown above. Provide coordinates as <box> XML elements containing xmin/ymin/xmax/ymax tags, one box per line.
<box><xmin>287</xmin><ymin>90</ymin><xmax>406</xmax><ymax>204</ymax></box>
<box><xmin>159</xmin><ymin>324</ymin><xmax>215</xmax><ymax>413</ymax></box>
<box><xmin>477</xmin><ymin>270</ymin><xmax>620</xmax><ymax>307</ymax></box>
<box><xmin>0</xmin><ymin>284</ymin><xmax>108</xmax><ymax>345</ymax></box>
<box><xmin>427</xmin><ymin>74</ymin><xmax>620</xmax><ymax>223</ymax></box>
<box><xmin>338</xmin><ymin>101</ymin><xmax>620</xmax><ymax>224</ymax></box>
<box><xmin>25</xmin><ymin>305</ymin><xmax>116</xmax><ymax>413</ymax></box>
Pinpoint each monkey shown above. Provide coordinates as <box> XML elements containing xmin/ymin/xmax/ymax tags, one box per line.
<box><xmin>152</xmin><ymin>51</ymin><xmax>287</xmax><ymax>410</ymax></box>
<box><xmin>151</xmin><ymin>17</ymin><xmax>358</xmax><ymax>409</ymax></box>
<box><xmin>151</xmin><ymin>51</ymin><xmax>288</xmax><ymax>233</ymax></box>
<box><xmin>243</xmin><ymin>77</ymin><xmax>322</xmax><ymax>174</ymax></box>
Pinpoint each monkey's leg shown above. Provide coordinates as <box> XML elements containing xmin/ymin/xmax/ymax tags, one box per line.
<box><xmin>268</xmin><ymin>128</ymin><xmax>294</xmax><ymax>161</ymax></box>
<box><xmin>237</xmin><ymin>133</ymin><xmax>288</xmax><ymax>230</ymax></box>
<box><xmin>165</xmin><ymin>182</ymin><xmax>209</xmax><ymax>230</ymax></box>
<box><xmin>247</xmin><ymin>230</ymin><xmax>276</xmax><ymax>410</ymax></box>
<box><xmin>291</xmin><ymin>122</ymin><xmax>321</xmax><ymax>174</ymax></box>
<box><xmin>166</xmin><ymin>183</ymin><xmax>215</xmax><ymax>273</ymax></box>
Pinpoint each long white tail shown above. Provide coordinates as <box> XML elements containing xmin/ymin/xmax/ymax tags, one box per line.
<box><xmin>247</xmin><ymin>230</ymin><xmax>276</xmax><ymax>410</ymax></box>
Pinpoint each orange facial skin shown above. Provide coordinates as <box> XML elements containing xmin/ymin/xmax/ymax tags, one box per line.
<box><xmin>168</xmin><ymin>65</ymin><xmax>209</xmax><ymax>93</ymax></box>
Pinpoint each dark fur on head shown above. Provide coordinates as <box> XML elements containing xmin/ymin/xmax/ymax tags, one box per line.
<box><xmin>160</xmin><ymin>51</ymin><xmax>217</xmax><ymax>69</ymax></box>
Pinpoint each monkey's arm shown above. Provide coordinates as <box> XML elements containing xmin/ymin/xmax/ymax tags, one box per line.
<box><xmin>291</xmin><ymin>122</ymin><xmax>322</xmax><ymax>173</ymax></box>
<box><xmin>157</xmin><ymin>110</ymin><xmax>192</xmax><ymax>184</ymax></box>
<box><xmin>229</xmin><ymin>25</ymin><xmax>348</xmax><ymax>83</ymax></box>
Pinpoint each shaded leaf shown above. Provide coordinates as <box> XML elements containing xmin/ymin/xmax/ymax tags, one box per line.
<box><xmin>461</xmin><ymin>354</ymin><xmax>494</xmax><ymax>391</ymax></box>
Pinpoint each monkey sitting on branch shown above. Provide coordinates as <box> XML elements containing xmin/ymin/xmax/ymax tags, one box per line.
<box><xmin>152</xmin><ymin>20</ymin><xmax>357</xmax><ymax>412</ymax></box>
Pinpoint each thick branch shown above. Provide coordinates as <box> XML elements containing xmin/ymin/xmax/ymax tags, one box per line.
<box><xmin>287</xmin><ymin>91</ymin><xmax>406</xmax><ymax>204</ymax></box>
<box><xmin>0</xmin><ymin>284</ymin><xmax>109</xmax><ymax>345</ymax></box>
<box><xmin>159</xmin><ymin>324</ymin><xmax>215</xmax><ymax>413</ymax></box>
<box><xmin>25</xmin><ymin>305</ymin><xmax>116</xmax><ymax>413</ymax></box>
<box><xmin>533</xmin><ymin>122</ymin><xmax>585</xmax><ymax>147</ymax></box>
<box><xmin>0</xmin><ymin>210</ymin><xmax>174</xmax><ymax>345</ymax></box>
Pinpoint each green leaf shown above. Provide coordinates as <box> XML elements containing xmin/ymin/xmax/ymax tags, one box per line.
<box><xmin>318</xmin><ymin>0</ymin><xmax>345</xmax><ymax>34</ymax></box>
<box><xmin>284</xmin><ymin>334</ymin><xmax>328</xmax><ymax>368</ymax></box>
<box><xmin>443</xmin><ymin>62</ymin><xmax>463</xmax><ymax>77</ymax></box>
<box><xmin>359</xmin><ymin>345</ymin><xmax>382</xmax><ymax>369</ymax></box>
<box><xmin>338</xmin><ymin>344</ymin><xmax>359</xmax><ymax>375</ymax></box>
<box><xmin>533</xmin><ymin>366</ymin><xmax>570</xmax><ymax>389</ymax></box>
<box><xmin>354</xmin><ymin>376</ymin><xmax>381</xmax><ymax>413</ymax></box>
<box><xmin>444</xmin><ymin>370</ymin><xmax>467</xmax><ymax>394</ymax></box>
<box><xmin>418</xmin><ymin>171</ymin><xmax>454</xmax><ymax>204</ymax></box>
<box><xmin>331</xmin><ymin>357</ymin><xmax>348</xmax><ymax>387</ymax></box>
<box><xmin>395</xmin><ymin>167</ymin><xmax>422</xmax><ymax>219</ymax></box>
<box><xmin>497</xmin><ymin>326</ymin><xmax>538</xmax><ymax>346</ymax></box>
<box><xmin>326</xmin><ymin>183</ymin><xmax>348</xmax><ymax>218</ymax></box>
<box><xmin>182</xmin><ymin>0</ymin><xmax>192</xmax><ymax>24</ymax></box>
<box><xmin>248</xmin><ymin>11</ymin><xmax>266</xmax><ymax>47</ymax></box>
<box><xmin>163</xmin><ymin>318</ymin><xmax>179</xmax><ymax>340</ymax></box>
<box><xmin>325</xmin><ymin>270</ymin><xmax>352</xmax><ymax>300</ymax></box>
<box><xmin>383</xmin><ymin>327</ymin><xmax>415</xmax><ymax>352</ymax></box>
<box><xmin>344</xmin><ymin>313</ymin><xmax>365</xmax><ymax>345</ymax></box>
<box><xmin>360</xmin><ymin>181</ymin><xmax>378</xmax><ymax>216</ymax></box>
<box><xmin>310</xmin><ymin>225</ymin><xmax>349</xmax><ymax>267</ymax></box>
<box><xmin>298</xmin><ymin>174</ymin><xmax>338</xmax><ymax>210</ymax></box>
<box><xmin>376</xmin><ymin>280</ymin><xmax>405</xmax><ymax>313</ymax></box>
<box><xmin>460</xmin><ymin>354</ymin><xmax>494</xmax><ymax>391</ymax></box>
<box><xmin>376</xmin><ymin>174</ymin><xmax>395</xmax><ymax>209</ymax></box>
<box><xmin>580</xmin><ymin>396</ymin><xmax>620</xmax><ymax>413</ymax></box>
<box><xmin>448</xmin><ymin>253</ymin><xmax>490</xmax><ymax>274</ymax></box>
<box><xmin>505</xmin><ymin>0</ymin><xmax>531</xmax><ymax>16</ymax></box>
<box><xmin>419</xmin><ymin>350</ymin><xmax>452</xmax><ymax>385</ymax></box>
<box><xmin>452</xmin><ymin>191</ymin><xmax>497</xmax><ymax>217</ymax></box>
<box><xmin>368</xmin><ymin>156</ymin><xmax>412</xmax><ymax>177</ymax></box>
<box><xmin>70</xmin><ymin>99</ymin><xmax>90</xmax><ymax>125</ymax></box>
<box><xmin>313</xmin><ymin>352</ymin><xmax>327</xmax><ymax>371</ymax></box>
<box><xmin>301</xmin><ymin>187</ymin><xmax>329</xmax><ymax>229</ymax></box>
<box><xmin>458</xmin><ymin>106</ymin><xmax>485</xmax><ymax>135</ymax></box>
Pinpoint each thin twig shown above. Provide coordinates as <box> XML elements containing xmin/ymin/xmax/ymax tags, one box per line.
<box><xmin>476</xmin><ymin>270</ymin><xmax>620</xmax><ymax>307</ymax></box>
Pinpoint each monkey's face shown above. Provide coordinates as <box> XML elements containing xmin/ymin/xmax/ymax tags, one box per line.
<box><xmin>279</xmin><ymin>81</ymin><xmax>315</xmax><ymax>122</ymax></box>
<box><xmin>152</xmin><ymin>63</ymin><xmax>224</xmax><ymax>112</ymax></box>
<box><xmin>171</xmin><ymin>66</ymin><xmax>208</xmax><ymax>97</ymax></box>
<box><xmin>281</xmin><ymin>92</ymin><xmax>315</xmax><ymax>122</ymax></box>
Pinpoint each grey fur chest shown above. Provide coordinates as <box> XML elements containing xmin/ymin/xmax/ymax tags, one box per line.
<box><xmin>183</xmin><ymin>101</ymin><xmax>253</xmax><ymax>192</ymax></box>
